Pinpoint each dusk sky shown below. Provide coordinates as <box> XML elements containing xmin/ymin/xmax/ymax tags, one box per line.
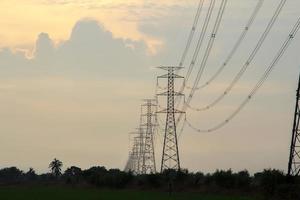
<box><xmin>0</xmin><ymin>0</ymin><xmax>300</xmax><ymax>174</ymax></box>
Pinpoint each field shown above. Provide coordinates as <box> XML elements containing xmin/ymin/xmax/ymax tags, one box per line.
<box><xmin>0</xmin><ymin>186</ymin><xmax>256</xmax><ymax>200</ymax></box>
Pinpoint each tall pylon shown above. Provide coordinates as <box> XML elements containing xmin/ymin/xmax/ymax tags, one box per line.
<box><xmin>157</xmin><ymin>66</ymin><xmax>185</xmax><ymax>172</ymax></box>
<box><xmin>137</xmin><ymin>126</ymin><xmax>144</xmax><ymax>174</ymax></box>
<box><xmin>124</xmin><ymin>136</ymin><xmax>141</xmax><ymax>174</ymax></box>
<box><xmin>140</xmin><ymin>99</ymin><xmax>157</xmax><ymax>174</ymax></box>
<box><xmin>288</xmin><ymin>72</ymin><xmax>300</xmax><ymax>176</ymax></box>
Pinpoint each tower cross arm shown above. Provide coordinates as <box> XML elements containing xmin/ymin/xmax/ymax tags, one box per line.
<box><xmin>157</xmin><ymin>74</ymin><xmax>184</xmax><ymax>79</ymax></box>
<box><xmin>157</xmin><ymin>109</ymin><xmax>185</xmax><ymax>114</ymax></box>
<box><xmin>157</xmin><ymin>91</ymin><xmax>184</xmax><ymax>96</ymax></box>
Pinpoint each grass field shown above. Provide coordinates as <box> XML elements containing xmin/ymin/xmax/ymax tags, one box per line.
<box><xmin>0</xmin><ymin>186</ymin><xmax>256</xmax><ymax>200</ymax></box>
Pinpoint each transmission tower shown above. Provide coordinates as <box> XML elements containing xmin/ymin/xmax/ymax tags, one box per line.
<box><xmin>140</xmin><ymin>99</ymin><xmax>157</xmax><ymax>174</ymax></box>
<box><xmin>157</xmin><ymin>66</ymin><xmax>185</xmax><ymax>172</ymax></box>
<box><xmin>124</xmin><ymin>136</ymin><xmax>141</xmax><ymax>174</ymax></box>
<box><xmin>288</xmin><ymin>73</ymin><xmax>300</xmax><ymax>176</ymax></box>
<box><xmin>136</xmin><ymin>127</ymin><xmax>144</xmax><ymax>174</ymax></box>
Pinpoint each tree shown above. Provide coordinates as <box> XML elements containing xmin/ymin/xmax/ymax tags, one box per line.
<box><xmin>64</xmin><ymin>166</ymin><xmax>82</xmax><ymax>184</ymax></box>
<box><xmin>25</xmin><ymin>167</ymin><xmax>37</xmax><ymax>181</ymax></box>
<box><xmin>0</xmin><ymin>167</ymin><xmax>23</xmax><ymax>183</ymax></box>
<box><xmin>49</xmin><ymin>158</ymin><xmax>63</xmax><ymax>177</ymax></box>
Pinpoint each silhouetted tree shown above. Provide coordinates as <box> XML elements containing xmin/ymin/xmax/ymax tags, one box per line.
<box><xmin>49</xmin><ymin>158</ymin><xmax>63</xmax><ymax>177</ymax></box>
<box><xmin>82</xmin><ymin>166</ymin><xmax>107</xmax><ymax>186</ymax></box>
<box><xmin>235</xmin><ymin>170</ymin><xmax>251</xmax><ymax>188</ymax></box>
<box><xmin>0</xmin><ymin>167</ymin><xmax>23</xmax><ymax>183</ymax></box>
<box><xmin>212</xmin><ymin>169</ymin><xmax>235</xmax><ymax>189</ymax></box>
<box><xmin>0</xmin><ymin>163</ymin><xmax>299</xmax><ymax>199</ymax></box>
<box><xmin>192</xmin><ymin>172</ymin><xmax>205</xmax><ymax>187</ymax></box>
<box><xmin>25</xmin><ymin>167</ymin><xmax>37</xmax><ymax>181</ymax></box>
<box><xmin>254</xmin><ymin>169</ymin><xmax>286</xmax><ymax>199</ymax></box>
<box><xmin>64</xmin><ymin>166</ymin><xmax>82</xmax><ymax>184</ymax></box>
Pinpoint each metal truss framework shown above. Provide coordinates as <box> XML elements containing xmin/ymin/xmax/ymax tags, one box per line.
<box><xmin>124</xmin><ymin>136</ymin><xmax>141</xmax><ymax>174</ymax></box>
<box><xmin>157</xmin><ymin>66</ymin><xmax>185</xmax><ymax>172</ymax></box>
<box><xmin>140</xmin><ymin>99</ymin><xmax>157</xmax><ymax>174</ymax></box>
<box><xmin>288</xmin><ymin>73</ymin><xmax>300</xmax><ymax>176</ymax></box>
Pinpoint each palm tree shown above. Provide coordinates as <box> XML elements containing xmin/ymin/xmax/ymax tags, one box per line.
<box><xmin>49</xmin><ymin>158</ymin><xmax>63</xmax><ymax>177</ymax></box>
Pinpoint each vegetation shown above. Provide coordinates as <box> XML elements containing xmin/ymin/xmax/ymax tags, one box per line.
<box><xmin>49</xmin><ymin>158</ymin><xmax>63</xmax><ymax>177</ymax></box>
<box><xmin>0</xmin><ymin>187</ymin><xmax>253</xmax><ymax>200</ymax></box>
<box><xmin>0</xmin><ymin>159</ymin><xmax>299</xmax><ymax>200</ymax></box>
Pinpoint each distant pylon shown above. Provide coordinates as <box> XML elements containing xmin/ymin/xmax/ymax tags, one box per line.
<box><xmin>124</xmin><ymin>151</ymin><xmax>132</xmax><ymax>172</ymax></box>
<box><xmin>125</xmin><ymin>105</ymin><xmax>147</xmax><ymax>174</ymax></box>
<box><xmin>137</xmin><ymin>126</ymin><xmax>144</xmax><ymax>174</ymax></box>
<box><xmin>141</xmin><ymin>99</ymin><xmax>157</xmax><ymax>174</ymax></box>
<box><xmin>125</xmin><ymin>136</ymin><xmax>141</xmax><ymax>174</ymax></box>
<box><xmin>157</xmin><ymin>66</ymin><xmax>185</xmax><ymax>172</ymax></box>
<box><xmin>288</xmin><ymin>72</ymin><xmax>300</xmax><ymax>176</ymax></box>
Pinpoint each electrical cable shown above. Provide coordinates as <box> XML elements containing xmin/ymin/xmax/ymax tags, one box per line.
<box><xmin>179</xmin><ymin>0</ymin><xmax>205</xmax><ymax>67</ymax></box>
<box><xmin>185</xmin><ymin>16</ymin><xmax>300</xmax><ymax>133</ymax></box>
<box><xmin>185</xmin><ymin>0</ymin><xmax>287</xmax><ymax>112</ymax></box>
<box><xmin>177</xmin><ymin>0</ymin><xmax>228</xmax><ymax>123</ymax></box>
<box><xmin>185</xmin><ymin>0</ymin><xmax>264</xmax><ymax>90</ymax></box>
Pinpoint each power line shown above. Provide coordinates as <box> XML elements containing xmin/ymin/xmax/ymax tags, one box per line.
<box><xmin>185</xmin><ymin>16</ymin><xmax>300</xmax><ymax>133</ymax></box>
<box><xmin>184</xmin><ymin>0</ymin><xmax>217</xmax><ymax>82</ymax></box>
<box><xmin>186</xmin><ymin>0</ymin><xmax>287</xmax><ymax>112</ymax></box>
<box><xmin>177</xmin><ymin>0</ymin><xmax>228</xmax><ymax>123</ymax></box>
<box><xmin>154</xmin><ymin>0</ymin><xmax>208</xmax><ymax>144</ymax></box>
<box><xmin>174</xmin><ymin>0</ymin><xmax>217</xmax><ymax>108</ymax></box>
<box><xmin>185</xmin><ymin>0</ymin><xmax>264</xmax><ymax>91</ymax></box>
<box><xmin>179</xmin><ymin>0</ymin><xmax>205</xmax><ymax>67</ymax></box>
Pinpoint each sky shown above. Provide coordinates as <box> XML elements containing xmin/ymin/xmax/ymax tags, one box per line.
<box><xmin>0</xmin><ymin>0</ymin><xmax>300</xmax><ymax>174</ymax></box>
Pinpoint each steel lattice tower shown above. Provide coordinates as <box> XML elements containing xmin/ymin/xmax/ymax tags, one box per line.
<box><xmin>288</xmin><ymin>73</ymin><xmax>300</xmax><ymax>176</ymax></box>
<box><xmin>157</xmin><ymin>66</ymin><xmax>185</xmax><ymax>172</ymax></box>
<box><xmin>124</xmin><ymin>136</ymin><xmax>141</xmax><ymax>174</ymax></box>
<box><xmin>137</xmin><ymin>127</ymin><xmax>144</xmax><ymax>174</ymax></box>
<box><xmin>141</xmin><ymin>99</ymin><xmax>157</xmax><ymax>174</ymax></box>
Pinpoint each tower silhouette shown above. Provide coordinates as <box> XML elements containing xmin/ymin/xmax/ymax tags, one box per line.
<box><xmin>157</xmin><ymin>66</ymin><xmax>185</xmax><ymax>172</ymax></box>
<box><xmin>141</xmin><ymin>99</ymin><xmax>157</xmax><ymax>174</ymax></box>
<box><xmin>288</xmin><ymin>73</ymin><xmax>300</xmax><ymax>176</ymax></box>
<box><xmin>137</xmin><ymin>126</ymin><xmax>144</xmax><ymax>174</ymax></box>
<box><xmin>124</xmin><ymin>136</ymin><xmax>141</xmax><ymax>174</ymax></box>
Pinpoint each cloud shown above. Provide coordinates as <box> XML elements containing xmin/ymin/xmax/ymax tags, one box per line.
<box><xmin>0</xmin><ymin>19</ymin><xmax>151</xmax><ymax>79</ymax></box>
<box><xmin>0</xmin><ymin>0</ymin><xmax>200</xmax><ymax>55</ymax></box>
<box><xmin>0</xmin><ymin>19</ymin><xmax>156</xmax><ymax>171</ymax></box>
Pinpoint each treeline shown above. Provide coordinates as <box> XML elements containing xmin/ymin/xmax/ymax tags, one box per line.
<box><xmin>0</xmin><ymin>159</ymin><xmax>299</xmax><ymax>200</ymax></box>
